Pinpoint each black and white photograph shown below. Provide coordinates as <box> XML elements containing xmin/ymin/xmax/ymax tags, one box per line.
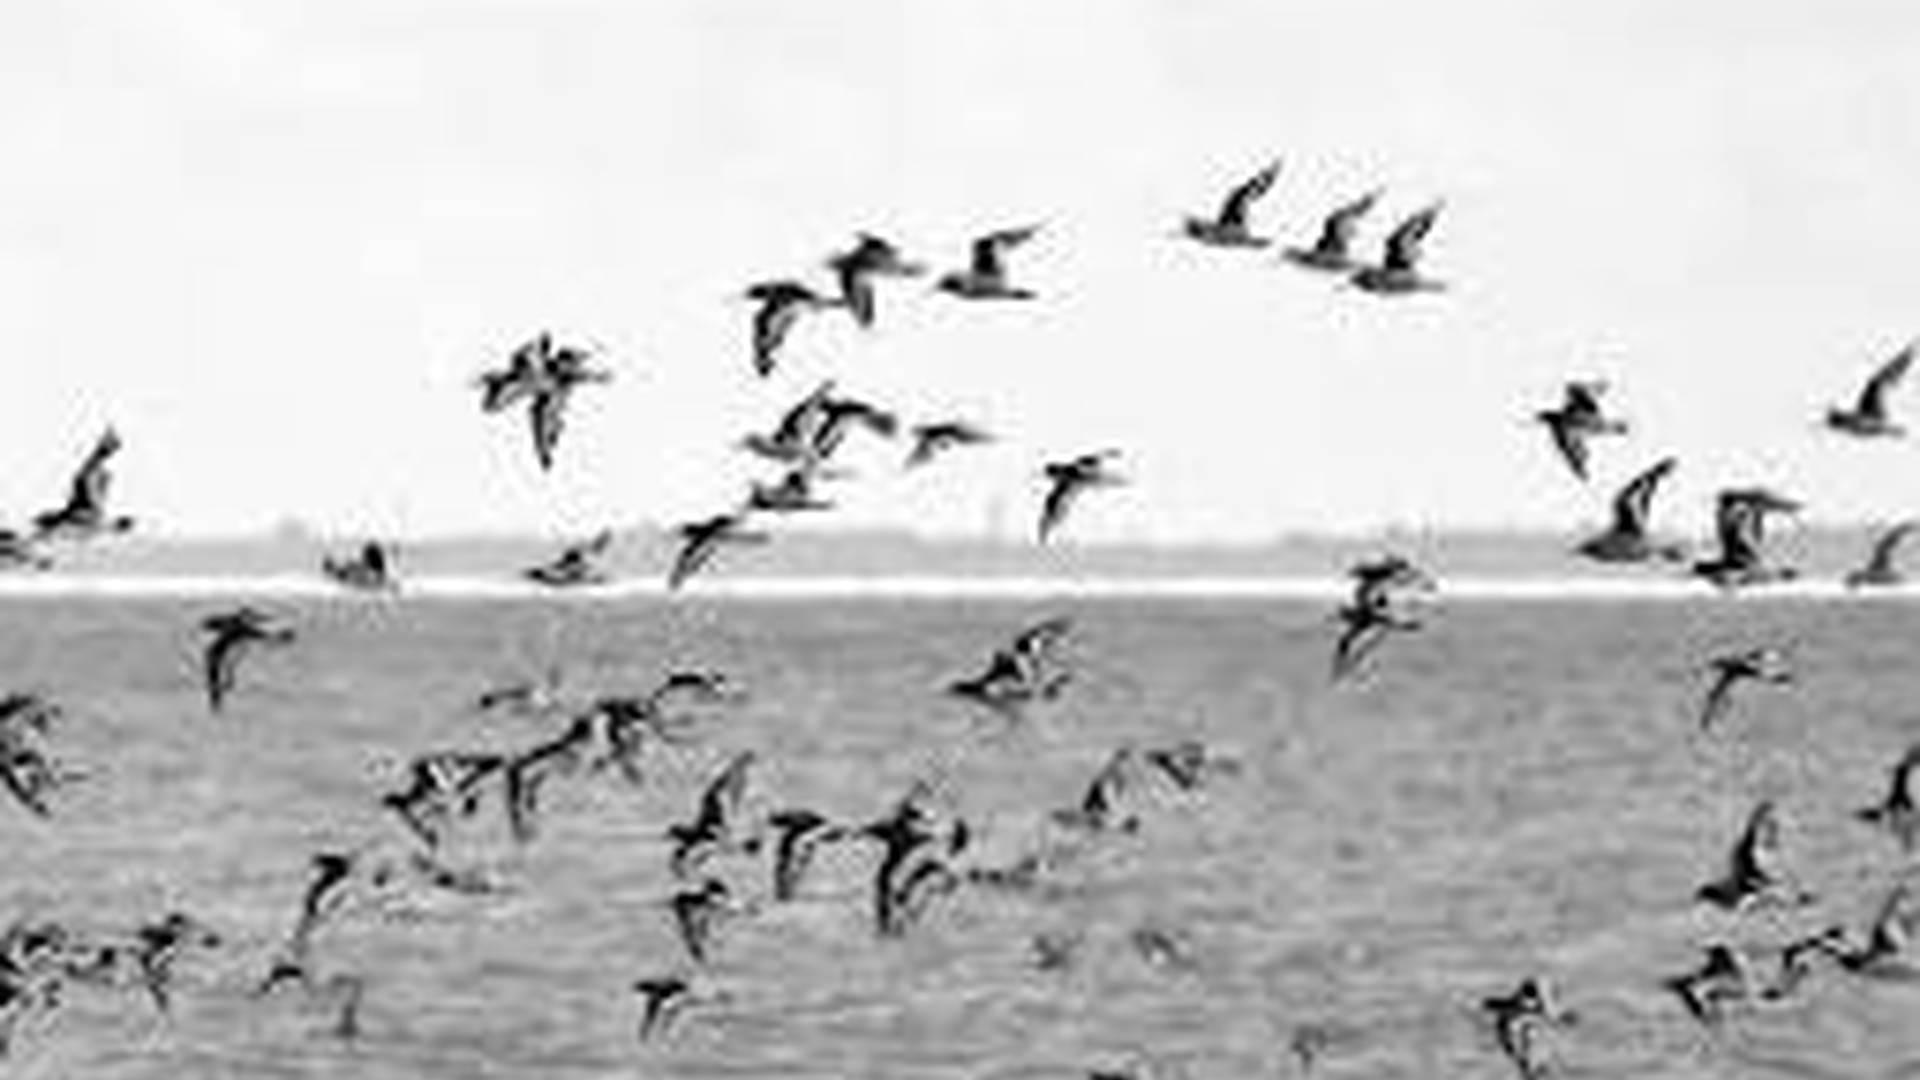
<box><xmin>2</xmin><ymin>2</ymin><xmax>1920</xmax><ymax>1077</ymax></box>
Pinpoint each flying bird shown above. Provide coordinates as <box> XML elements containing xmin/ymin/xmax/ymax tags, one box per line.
<box><xmin>745</xmin><ymin>467</ymin><xmax>836</xmax><ymax>515</ymax></box>
<box><xmin>200</xmin><ymin>607</ymin><xmax>295</xmax><ymax>713</ymax></box>
<box><xmin>1534</xmin><ymin>381</ymin><xmax>1627</xmax><ymax>481</ymax></box>
<box><xmin>1481</xmin><ymin>978</ymin><xmax>1573</xmax><ymax>1080</ymax></box>
<box><xmin>767</xmin><ymin>809</ymin><xmax>844</xmax><ymax>902</ymax></box>
<box><xmin>1330</xmin><ymin>555</ymin><xmax>1434</xmax><ymax>682</ymax></box>
<box><xmin>1845</xmin><ymin>521</ymin><xmax>1917</xmax><ymax>588</ymax></box>
<box><xmin>744</xmin><ymin>280</ymin><xmax>837</xmax><ymax>378</ymax></box>
<box><xmin>1696</xmin><ymin>800</ymin><xmax>1812</xmax><ymax>912</ymax></box>
<box><xmin>1181</xmin><ymin>159</ymin><xmax>1282</xmax><ymax>247</ymax></box>
<box><xmin>937</xmin><ymin>225</ymin><xmax>1042</xmax><ymax>300</ymax></box>
<box><xmin>32</xmin><ymin>427</ymin><xmax>133</xmax><ymax>541</ymax></box>
<box><xmin>1575</xmin><ymin>457</ymin><xmax>1685</xmax><ymax>563</ymax></box>
<box><xmin>667</xmin><ymin>751</ymin><xmax>758</xmax><ymax>878</ymax></box>
<box><xmin>631</xmin><ymin>976</ymin><xmax>694</xmax><ymax>1042</ymax></box>
<box><xmin>1691</xmin><ymin>488</ymin><xmax>1801</xmax><ymax>589</ymax></box>
<box><xmin>476</xmin><ymin>333</ymin><xmax>612</xmax><ymax>471</ymax></box>
<box><xmin>668</xmin><ymin>879</ymin><xmax>734</xmax><ymax>965</ymax></box>
<box><xmin>905</xmin><ymin>420</ymin><xmax>993</xmax><ymax>469</ymax></box>
<box><xmin>524</xmin><ymin>530</ymin><xmax>612</xmax><ymax>588</ymax></box>
<box><xmin>1037</xmin><ymin>450</ymin><xmax>1125</xmax><ymax>544</ymax></box>
<box><xmin>1052</xmin><ymin>746</ymin><xmax>1143</xmax><ymax>834</ymax></box>
<box><xmin>1696</xmin><ymin>645</ymin><xmax>1791</xmax><ymax>732</ymax></box>
<box><xmin>1351</xmin><ymin>203</ymin><xmax>1445</xmax><ymax>295</ymax></box>
<box><xmin>667</xmin><ymin>514</ymin><xmax>769</xmax><ymax>591</ymax></box>
<box><xmin>1855</xmin><ymin>742</ymin><xmax>1920</xmax><ymax>851</ymax></box>
<box><xmin>827</xmin><ymin>233</ymin><xmax>924</xmax><ymax>328</ymax></box>
<box><xmin>1666</xmin><ymin>944</ymin><xmax>1753</xmax><ymax>1028</ymax></box>
<box><xmin>1826</xmin><ymin>342</ymin><xmax>1912</xmax><ymax>437</ymax></box>
<box><xmin>1283</xmin><ymin>189</ymin><xmax>1382</xmax><ymax>272</ymax></box>
<box><xmin>322</xmin><ymin>541</ymin><xmax>397</xmax><ymax>592</ymax></box>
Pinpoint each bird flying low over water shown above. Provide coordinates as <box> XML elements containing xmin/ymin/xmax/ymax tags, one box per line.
<box><xmin>667</xmin><ymin>751</ymin><xmax>758</xmax><ymax>879</ymax></box>
<box><xmin>744</xmin><ymin>280</ymin><xmax>838</xmax><ymax>379</ymax></box>
<box><xmin>1038</xmin><ymin>450</ymin><xmax>1125</xmax><ymax>545</ymax></box>
<box><xmin>1666</xmin><ymin>943</ymin><xmax>1754</xmax><ymax>1028</ymax></box>
<box><xmin>1826</xmin><ymin>342</ymin><xmax>1912</xmax><ymax>437</ymax></box>
<box><xmin>1696</xmin><ymin>645</ymin><xmax>1791</xmax><ymax>732</ymax></box>
<box><xmin>767</xmin><ymin>809</ymin><xmax>845</xmax><ymax>902</ymax></box>
<box><xmin>827</xmin><ymin>233</ymin><xmax>924</xmax><ymax>329</ymax></box>
<box><xmin>1330</xmin><ymin>554</ymin><xmax>1434</xmax><ymax>682</ymax></box>
<box><xmin>32</xmin><ymin>427</ymin><xmax>133</xmax><ymax>542</ymax></box>
<box><xmin>1576</xmin><ymin>457</ymin><xmax>1685</xmax><ymax>564</ymax></box>
<box><xmin>524</xmin><ymin>530</ymin><xmax>613</xmax><ymax>588</ymax></box>
<box><xmin>937</xmin><ymin>225</ymin><xmax>1043</xmax><ymax>300</ymax></box>
<box><xmin>1855</xmin><ymin>743</ymin><xmax>1920</xmax><ymax>852</ymax></box>
<box><xmin>380</xmin><ymin>751</ymin><xmax>510</xmax><ymax>849</ymax></box>
<box><xmin>1845</xmin><ymin>521</ymin><xmax>1916</xmax><ymax>589</ymax></box>
<box><xmin>1691</xmin><ymin>488</ymin><xmax>1801</xmax><ymax>589</ymax></box>
<box><xmin>905</xmin><ymin>419</ymin><xmax>993</xmax><ymax>469</ymax></box>
<box><xmin>1283</xmin><ymin>189</ymin><xmax>1382</xmax><ymax>272</ymax></box>
<box><xmin>744</xmin><ymin>467</ymin><xmax>835</xmax><ymax>515</ymax></box>
<box><xmin>1535</xmin><ymin>380</ymin><xmax>1627</xmax><ymax>482</ymax></box>
<box><xmin>1696</xmin><ymin>800</ymin><xmax>1812</xmax><ymax>912</ymax></box>
<box><xmin>322</xmin><ymin>541</ymin><xmax>398</xmax><ymax>592</ymax></box>
<box><xmin>1481</xmin><ymin>977</ymin><xmax>1574</xmax><ymax>1080</ymax></box>
<box><xmin>1776</xmin><ymin>885</ymin><xmax>1919</xmax><ymax>985</ymax></box>
<box><xmin>740</xmin><ymin>380</ymin><xmax>838</xmax><ymax>467</ymax></box>
<box><xmin>475</xmin><ymin>332</ymin><xmax>612</xmax><ymax>472</ymax></box>
<box><xmin>200</xmin><ymin>607</ymin><xmax>295</xmax><ymax>714</ymax></box>
<box><xmin>631</xmin><ymin>975</ymin><xmax>695</xmax><ymax>1043</ymax></box>
<box><xmin>667</xmin><ymin>513</ymin><xmax>770</xmax><ymax>591</ymax></box>
<box><xmin>1351</xmin><ymin>203</ymin><xmax>1445</xmax><ymax>295</ymax></box>
<box><xmin>1181</xmin><ymin>159</ymin><xmax>1282</xmax><ymax>248</ymax></box>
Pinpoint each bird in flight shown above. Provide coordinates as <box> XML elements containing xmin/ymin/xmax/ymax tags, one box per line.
<box><xmin>1181</xmin><ymin>159</ymin><xmax>1283</xmax><ymax>248</ymax></box>
<box><xmin>1825</xmin><ymin>341</ymin><xmax>1912</xmax><ymax>437</ymax></box>
<box><xmin>744</xmin><ymin>280</ymin><xmax>838</xmax><ymax>379</ymax></box>
<box><xmin>1855</xmin><ymin>742</ymin><xmax>1920</xmax><ymax>852</ymax></box>
<box><xmin>1283</xmin><ymin>189</ymin><xmax>1382</xmax><ymax>272</ymax></box>
<box><xmin>1695</xmin><ymin>800</ymin><xmax>1813</xmax><ymax>912</ymax></box>
<box><xmin>200</xmin><ymin>607</ymin><xmax>295</xmax><ymax>714</ymax></box>
<box><xmin>667</xmin><ymin>513</ymin><xmax>770</xmax><ymax>591</ymax></box>
<box><xmin>1330</xmin><ymin>555</ymin><xmax>1434</xmax><ymax>682</ymax></box>
<box><xmin>904</xmin><ymin>419</ymin><xmax>993</xmax><ymax>469</ymax></box>
<box><xmin>32</xmin><ymin>427</ymin><xmax>134</xmax><ymax>542</ymax></box>
<box><xmin>1575</xmin><ymin>457</ymin><xmax>1685</xmax><ymax>564</ymax></box>
<box><xmin>1480</xmin><ymin>977</ymin><xmax>1574</xmax><ymax>1080</ymax></box>
<box><xmin>1691</xmin><ymin>488</ymin><xmax>1801</xmax><ymax>590</ymax></box>
<box><xmin>524</xmin><ymin>530</ymin><xmax>613</xmax><ymax>588</ymax></box>
<box><xmin>1351</xmin><ymin>203</ymin><xmax>1445</xmax><ymax>295</ymax></box>
<box><xmin>322</xmin><ymin>541</ymin><xmax>398</xmax><ymax>593</ymax></box>
<box><xmin>827</xmin><ymin>233</ymin><xmax>924</xmax><ymax>328</ymax></box>
<box><xmin>1037</xmin><ymin>450</ymin><xmax>1125</xmax><ymax>544</ymax></box>
<box><xmin>937</xmin><ymin>225</ymin><xmax>1043</xmax><ymax>300</ymax></box>
<box><xmin>1845</xmin><ymin>521</ymin><xmax>1917</xmax><ymax>589</ymax></box>
<box><xmin>1534</xmin><ymin>380</ymin><xmax>1627</xmax><ymax>482</ymax></box>
<box><xmin>475</xmin><ymin>332</ymin><xmax>612</xmax><ymax>472</ymax></box>
<box><xmin>1696</xmin><ymin>645</ymin><xmax>1792</xmax><ymax>732</ymax></box>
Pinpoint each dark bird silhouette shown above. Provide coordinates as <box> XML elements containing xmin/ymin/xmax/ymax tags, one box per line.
<box><xmin>1691</xmin><ymin>488</ymin><xmax>1801</xmax><ymax>589</ymax></box>
<box><xmin>1696</xmin><ymin>645</ymin><xmax>1791</xmax><ymax>732</ymax></box>
<box><xmin>667</xmin><ymin>751</ymin><xmax>758</xmax><ymax>878</ymax></box>
<box><xmin>1330</xmin><ymin>555</ymin><xmax>1434</xmax><ymax>682</ymax></box>
<box><xmin>745</xmin><ymin>280</ymin><xmax>838</xmax><ymax>378</ymax></box>
<box><xmin>524</xmin><ymin>530</ymin><xmax>612</xmax><ymax>588</ymax></box>
<box><xmin>1845</xmin><ymin>521</ymin><xmax>1917</xmax><ymax>588</ymax></box>
<box><xmin>905</xmin><ymin>419</ymin><xmax>993</xmax><ymax>469</ymax></box>
<box><xmin>1481</xmin><ymin>978</ymin><xmax>1573</xmax><ymax>1080</ymax></box>
<box><xmin>828</xmin><ymin>233</ymin><xmax>924</xmax><ymax>328</ymax></box>
<box><xmin>32</xmin><ymin>427</ymin><xmax>133</xmax><ymax>541</ymax></box>
<box><xmin>1284</xmin><ymin>189</ymin><xmax>1382</xmax><ymax>272</ymax></box>
<box><xmin>937</xmin><ymin>225</ymin><xmax>1042</xmax><ymax>300</ymax></box>
<box><xmin>1666</xmin><ymin>944</ymin><xmax>1752</xmax><ymax>1028</ymax></box>
<box><xmin>1182</xmin><ymin>160</ymin><xmax>1282</xmax><ymax>247</ymax></box>
<box><xmin>1575</xmin><ymin>457</ymin><xmax>1685</xmax><ymax>563</ymax></box>
<box><xmin>947</xmin><ymin>617</ymin><xmax>1074</xmax><ymax>721</ymax></box>
<box><xmin>1535</xmin><ymin>380</ymin><xmax>1627</xmax><ymax>482</ymax></box>
<box><xmin>859</xmin><ymin>783</ymin><xmax>969</xmax><ymax>937</ymax></box>
<box><xmin>322</xmin><ymin>541</ymin><xmax>397</xmax><ymax>592</ymax></box>
<box><xmin>745</xmin><ymin>467</ymin><xmax>836</xmax><ymax>515</ymax></box>
<box><xmin>631</xmin><ymin>975</ymin><xmax>694</xmax><ymax>1042</ymax></box>
<box><xmin>502</xmin><ymin>717</ymin><xmax>594</xmax><ymax>844</ymax></box>
<box><xmin>257</xmin><ymin>851</ymin><xmax>357</xmax><ymax>996</ymax></box>
<box><xmin>476</xmin><ymin>332</ymin><xmax>612</xmax><ymax>471</ymax></box>
<box><xmin>667</xmin><ymin>514</ymin><xmax>769</xmax><ymax>591</ymax></box>
<box><xmin>1351</xmin><ymin>203</ymin><xmax>1445</xmax><ymax>295</ymax></box>
<box><xmin>380</xmin><ymin>752</ymin><xmax>510</xmax><ymax>849</ymax></box>
<box><xmin>1696</xmin><ymin>800</ymin><xmax>1812</xmax><ymax>912</ymax></box>
<box><xmin>1038</xmin><ymin>450</ymin><xmax>1125</xmax><ymax>544</ymax></box>
<box><xmin>128</xmin><ymin>912</ymin><xmax>221</xmax><ymax>1017</ymax></box>
<box><xmin>740</xmin><ymin>380</ymin><xmax>838</xmax><ymax>466</ymax></box>
<box><xmin>200</xmin><ymin>607</ymin><xmax>295</xmax><ymax>713</ymax></box>
<box><xmin>668</xmin><ymin>879</ymin><xmax>733</xmax><ymax>965</ymax></box>
<box><xmin>767</xmin><ymin>809</ymin><xmax>844</xmax><ymax>902</ymax></box>
<box><xmin>1855</xmin><ymin>742</ymin><xmax>1920</xmax><ymax>852</ymax></box>
<box><xmin>1826</xmin><ymin>342</ymin><xmax>1912</xmax><ymax>437</ymax></box>
<box><xmin>1052</xmin><ymin>746</ymin><xmax>1142</xmax><ymax>834</ymax></box>
<box><xmin>813</xmin><ymin>394</ymin><xmax>899</xmax><ymax>459</ymax></box>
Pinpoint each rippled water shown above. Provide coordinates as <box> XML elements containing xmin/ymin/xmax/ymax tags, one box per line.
<box><xmin>2</xmin><ymin>594</ymin><xmax>1918</xmax><ymax>1079</ymax></box>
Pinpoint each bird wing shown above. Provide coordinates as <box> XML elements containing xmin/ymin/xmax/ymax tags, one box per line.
<box><xmin>1612</xmin><ymin>457</ymin><xmax>1676</xmax><ymax>534</ymax></box>
<box><xmin>1217</xmin><ymin>160</ymin><xmax>1281</xmax><ymax>228</ymax></box>
<box><xmin>1546</xmin><ymin>418</ymin><xmax>1590</xmax><ymax>481</ymax></box>
<box><xmin>1331</xmin><ymin>616</ymin><xmax>1387</xmax><ymax>681</ymax></box>
<box><xmin>1858</xmin><ymin>345</ymin><xmax>1914</xmax><ymax>419</ymax></box>
<box><xmin>1037</xmin><ymin>475</ymin><xmax>1082</xmax><ymax>544</ymax></box>
<box><xmin>529</xmin><ymin>390</ymin><xmax>567</xmax><ymax>472</ymax></box>
<box><xmin>836</xmin><ymin>261</ymin><xmax>876</xmax><ymax>328</ymax></box>
<box><xmin>972</xmin><ymin>225</ymin><xmax>1040</xmax><ymax>278</ymax></box>
<box><xmin>1565</xmin><ymin>380</ymin><xmax>1607</xmax><ymax>418</ymax></box>
<box><xmin>1867</xmin><ymin>521</ymin><xmax>1918</xmax><ymax>576</ymax></box>
<box><xmin>204</xmin><ymin>632</ymin><xmax>247</xmax><ymax>712</ymax></box>
<box><xmin>1698</xmin><ymin>668</ymin><xmax>1739</xmax><ymax>731</ymax></box>
<box><xmin>753</xmin><ymin>295</ymin><xmax>802</xmax><ymax>377</ymax></box>
<box><xmin>67</xmin><ymin>428</ymin><xmax>122</xmax><ymax>515</ymax></box>
<box><xmin>1315</xmin><ymin>189</ymin><xmax>1380</xmax><ymax>254</ymax></box>
<box><xmin>667</xmin><ymin>526</ymin><xmax>719</xmax><ymax>591</ymax></box>
<box><xmin>1383</xmin><ymin>205</ymin><xmax>1440</xmax><ymax>273</ymax></box>
<box><xmin>695</xmin><ymin>752</ymin><xmax>754</xmax><ymax>834</ymax></box>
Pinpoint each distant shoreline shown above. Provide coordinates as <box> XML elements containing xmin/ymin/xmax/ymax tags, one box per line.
<box><xmin>0</xmin><ymin>574</ymin><xmax>1908</xmax><ymax>602</ymax></box>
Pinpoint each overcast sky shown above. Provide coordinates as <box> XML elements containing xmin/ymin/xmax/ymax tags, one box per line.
<box><xmin>2</xmin><ymin>1</ymin><xmax>1917</xmax><ymax>541</ymax></box>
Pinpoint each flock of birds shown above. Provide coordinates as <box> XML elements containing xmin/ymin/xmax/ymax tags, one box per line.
<box><xmin>0</xmin><ymin>156</ymin><xmax>1918</xmax><ymax>1078</ymax></box>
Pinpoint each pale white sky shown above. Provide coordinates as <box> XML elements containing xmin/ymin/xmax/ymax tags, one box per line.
<box><xmin>2</xmin><ymin>1</ymin><xmax>1917</xmax><ymax>540</ymax></box>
